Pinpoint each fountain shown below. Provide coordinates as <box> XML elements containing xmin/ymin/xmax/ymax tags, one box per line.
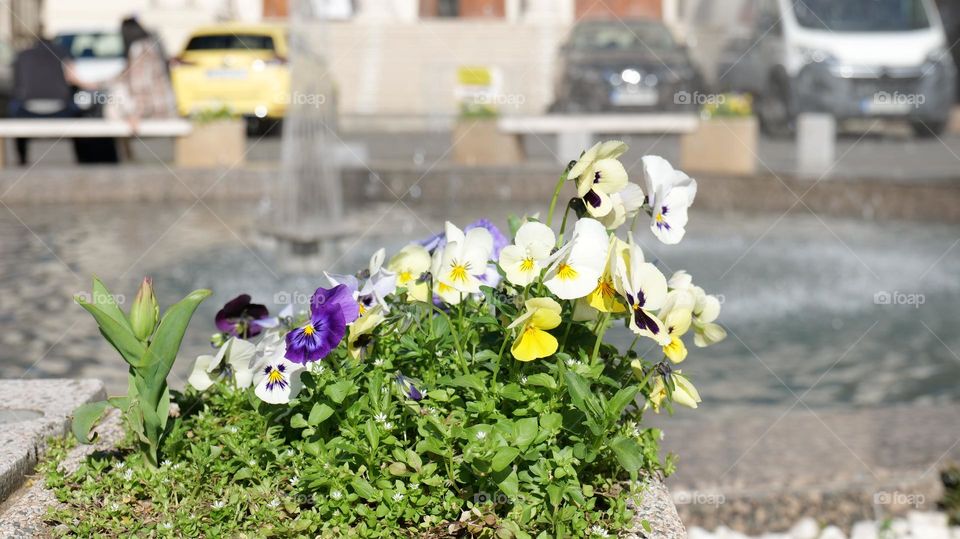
<box><xmin>261</xmin><ymin>0</ymin><xmax>352</xmax><ymax>261</ymax></box>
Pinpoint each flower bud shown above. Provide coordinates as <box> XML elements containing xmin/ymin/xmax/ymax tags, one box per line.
<box><xmin>129</xmin><ymin>277</ymin><xmax>159</xmax><ymax>341</ymax></box>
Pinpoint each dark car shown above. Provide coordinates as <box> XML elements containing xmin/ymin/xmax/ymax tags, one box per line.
<box><xmin>551</xmin><ymin>19</ymin><xmax>704</xmax><ymax>113</ymax></box>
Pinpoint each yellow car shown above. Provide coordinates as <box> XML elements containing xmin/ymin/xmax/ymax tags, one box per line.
<box><xmin>171</xmin><ymin>24</ymin><xmax>290</xmax><ymax>123</ymax></box>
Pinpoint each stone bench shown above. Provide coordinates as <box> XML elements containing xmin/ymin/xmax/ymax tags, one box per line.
<box><xmin>498</xmin><ymin>114</ymin><xmax>700</xmax><ymax>164</ymax></box>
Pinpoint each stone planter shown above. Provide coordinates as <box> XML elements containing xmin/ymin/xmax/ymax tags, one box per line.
<box><xmin>451</xmin><ymin>118</ymin><xmax>525</xmax><ymax>166</ymax></box>
<box><xmin>680</xmin><ymin>116</ymin><xmax>758</xmax><ymax>176</ymax></box>
<box><xmin>0</xmin><ymin>379</ymin><xmax>686</xmax><ymax>537</ymax></box>
<box><xmin>174</xmin><ymin>119</ymin><xmax>246</xmax><ymax>168</ymax></box>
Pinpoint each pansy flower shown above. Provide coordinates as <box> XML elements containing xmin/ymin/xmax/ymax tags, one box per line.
<box><xmin>284</xmin><ymin>285</ymin><xmax>359</xmax><ymax>364</ymax></box>
<box><xmin>214</xmin><ymin>294</ymin><xmax>275</xmax><ymax>338</ymax></box>
<box><xmin>657</xmin><ymin>289</ymin><xmax>696</xmax><ymax>363</ymax></box>
<box><xmin>642</xmin><ymin>156</ymin><xmax>698</xmax><ymax>245</ymax></box>
<box><xmin>188</xmin><ymin>336</ymin><xmax>257</xmax><ymax>391</ymax></box>
<box><xmin>327</xmin><ymin>248</ymin><xmax>397</xmax><ymax>315</ymax></box>
<box><xmin>498</xmin><ymin>221</ymin><xmax>555</xmax><ymax>287</ymax></box>
<box><xmin>388</xmin><ymin>244</ymin><xmax>432</xmax><ymax>302</ymax></box>
<box><xmin>509</xmin><ymin>297</ymin><xmax>562</xmax><ymax>362</ymax></box>
<box><xmin>666</xmin><ymin>270</ymin><xmax>726</xmax><ymax>348</ymax></box>
<box><xmin>614</xmin><ymin>236</ymin><xmax>671</xmax><ymax>345</ymax></box>
<box><xmin>348</xmin><ymin>305</ymin><xmax>386</xmax><ymax>360</ymax></box>
<box><xmin>544</xmin><ymin>218</ymin><xmax>608</xmax><ymax>300</ymax></box>
<box><xmin>436</xmin><ymin>221</ymin><xmax>494</xmax><ymax>295</ymax></box>
<box><xmin>574</xmin><ymin>234</ymin><xmax>628</xmax><ymax>321</ymax></box>
<box><xmin>394</xmin><ymin>373</ymin><xmax>425</xmax><ymax>401</ymax></box>
<box><xmin>645</xmin><ymin>368</ymin><xmax>701</xmax><ymax>412</ymax></box>
<box><xmin>254</xmin><ymin>338</ymin><xmax>305</xmax><ymax>404</ymax></box>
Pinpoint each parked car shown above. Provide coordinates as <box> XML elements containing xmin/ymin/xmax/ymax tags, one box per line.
<box><xmin>551</xmin><ymin>19</ymin><xmax>704</xmax><ymax>113</ymax></box>
<box><xmin>170</xmin><ymin>23</ymin><xmax>289</xmax><ymax>132</ymax></box>
<box><xmin>721</xmin><ymin>0</ymin><xmax>955</xmax><ymax>136</ymax></box>
<box><xmin>53</xmin><ymin>31</ymin><xmax>126</xmax><ymax>86</ymax></box>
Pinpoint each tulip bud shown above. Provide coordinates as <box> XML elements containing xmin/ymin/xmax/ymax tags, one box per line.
<box><xmin>129</xmin><ymin>277</ymin><xmax>159</xmax><ymax>341</ymax></box>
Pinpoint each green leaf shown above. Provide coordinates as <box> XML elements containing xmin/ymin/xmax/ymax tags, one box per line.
<box><xmin>71</xmin><ymin>401</ymin><xmax>109</xmax><ymax>444</ymax></box>
<box><xmin>387</xmin><ymin>462</ymin><xmax>408</xmax><ymax>476</ymax></box>
<box><xmin>351</xmin><ymin>477</ymin><xmax>380</xmax><ymax>501</ymax></box>
<box><xmin>290</xmin><ymin>413</ymin><xmax>309</xmax><ymax>429</ymax></box>
<box><xmin>445</xmin><ymin>374</ymin><xmax>485</xmax><ymax>393</ymax></box>
<box><xmin>513</xmin><ymin>417</ymin><xmax>538</xmax><ymax>450</ymax></box>
<box><xmin>496</xmin><ymin>469</ymin><xmax>519</xmax><ymax>498</ymax></box>
<box><xmin>75</xmin><ymin>299</ymin><xmax>147</xmax><ymax>368</ymax></box>
<box><xmin>405</xmin><ymin>449</ymin><xmax>423</xmax><ymax>472</ymax></box>
<box><xmin>491</xmin><ymin>446</ymin><xmax>520</xmax><ymax>472</ymax></box>
<box><xmin>143</xmin><ymin>289</ymin><xmax>211</xmax><ymax>403</ymax></box>
<box><xmin>308</xmin><ymin>403</ymin><xmax>335</xmax><ymax>425</ymax></box>
<box><xmin>364</xmin><ymin>419</ymin><xmax>380</xmax><ymax>451</ymax></box>
<box><xmin>91</xmin><ymin>277</ymin><xmax>133</xmax><ymax>332</ymax></box>
<box><xmin>563</xmin><ymin>370</ymin><xmax>595</xmax><ymax>416</ymax></box>
<box><xmin>540</xmin><ymin>412</ymin><xmax>562</xmax><ymax>433</ymax></box>
<box><xmin>324</xmin><ymin>380</ymin><xmax>358</xmax><ymax>404</ymax></box>
<box><xmin>607</xmin><ymin>386</ymin><xmax>639</xmax><ymax>421</ymax></box>
<box><xmin>609</xmin><ymin>436</ymin><xmax>644</xmax><ymax>473</ymax></box>
<box><xmin>499</xmin><ymin>383</ymin><xmax>525</xmax><ymax>401</ymax></box>
<box><xmin>524</xmin><ymin>373</ymin><xmax>557</xmax><ymax>390</ymax></box>
<box><xmin>233</xmin><ymin>468</ymin><xmax>254</xmax><ymax>481</ymax></box>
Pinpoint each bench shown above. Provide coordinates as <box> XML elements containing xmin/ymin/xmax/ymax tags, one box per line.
<box><xmin>0</xmin><ymin>118</ymin><xmax>193</xmax><ymax>167</ymax></box>
<box><xmin>498</xmin><ymin>114</ymin><xmax>700</xmax><ymax>164</ymax></box>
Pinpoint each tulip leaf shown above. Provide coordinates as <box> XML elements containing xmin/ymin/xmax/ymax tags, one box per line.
<box><xmin>91</xmin><ymin>277</ymin><xmax>133</xmax><ymax>332</ymax></box>
<box><xmin>75</xmin><ymin>299</ymin><xmax>147</xmax><ymax>368</ymax></box>
<box><xmin>72</xmin><ymin>400</ymin><xmax>109</xmax><ymax>444</ymax></box>
<box><xmin>144</xmin><ymin>289</ymin><xmax>212</xmax><ymax>394</ymax></box>
<box><xmin>609</xmin><ymin>436</ymin><xmax>644</xmax><ymax>473</ymax></box>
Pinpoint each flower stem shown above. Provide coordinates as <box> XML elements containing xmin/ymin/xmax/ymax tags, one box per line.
<box><xmin>430</xmin><ymin>304</ymin><xmax>466</xmax><ymax>371</ymax></box>
<box><xmin>545</xmin><ymin>169</ymin><xmax>569</xmax><ymax>228</ymax></box>
<box><xmin>557</xmin><ymin>203</ymin><xmax>572</xmax><ymax>247</ymax></box>
<box><xmin>590</xmin><ymin>314</ymin><xmax>610</xmax><ymax>364</ymax></box>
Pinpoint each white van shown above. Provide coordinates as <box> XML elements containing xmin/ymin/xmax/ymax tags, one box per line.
<box><xmin>717</xmin><ymin>0</ymin><xmax>956</xmax><ymax>136</ymax></box>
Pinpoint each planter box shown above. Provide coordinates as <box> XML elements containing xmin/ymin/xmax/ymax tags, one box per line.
<box><xmin>680</xmin><ymin>116</ymin><xmax>758</xmax><ymax>176</ymax></box>
<box><xmin>452</xmin><ymin>118</ymin><xmax>525</xmax><ymax>166</ymax></box>
<box><xmin>174</xmin><ymin>120</ymin><xmax>246</xmax><ymax>168</ymax></box>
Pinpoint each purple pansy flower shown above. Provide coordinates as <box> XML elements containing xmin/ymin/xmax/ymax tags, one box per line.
<box><xmin>284</xmin><ymin>285</ymin><xmax>359</xmax><ymax>364</ymax></box>
<box><xmin>215</xmin><ymin>294</ymin><xmax>274</xmax><ymax>338</ymax></box>
<box><xmin>394</xmin><ymin>372</ymin><xmax>425</xmax><ymax>401</ymax></box>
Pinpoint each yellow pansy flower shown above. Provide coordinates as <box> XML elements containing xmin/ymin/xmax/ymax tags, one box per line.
<box><xmin>508</xmin><ymin>297</ymin><xmax>562</xmax><ymax>362</ymax></box>
<box><xmin>388</xmin><ymin>244</ymin><xmax>431</xmax><ymax>303</ymax></box>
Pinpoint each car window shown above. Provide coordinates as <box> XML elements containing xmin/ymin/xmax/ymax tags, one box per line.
<box><xmin>54</xmin><ymin>33</ymin><xmax>125</xmax><ymax>59</ymax></box>
<box><xmin>185</xmin><ymin>34</ymin><xmax>276</xmax><ymax>51</ymax></box>
<box><xmin>794</xmin><ymin>0</ymin><xmax>930</xmax><ymax>31</ymax></box>
<box><xmin>569</xmin><ymin>23</ymin><xmax>678</xmax><ymax>54</ymax></box>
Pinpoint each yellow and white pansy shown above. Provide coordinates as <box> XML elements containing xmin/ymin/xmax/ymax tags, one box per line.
<box><xmin>597</xmin><ymin>182</ymin><xmax>645</xmax><ymax>230</ymax></box>
<box><xmin>658</xmin><ymin>289</ymin><xmax>696</xmax><ymax>363</ymax></box>
<box><xmin>574</xmin><ymin>234</ymin><xmax>628</xmax><ymax>320</ymax></box>
<box><xmin>252</xmin><ymin>335</ymin><xmax>305</xmax><ymax>405</ymax></box>
<box><xmin>567</xmin><ymin>140</ymin><xmax>628</xmax><ymax>181</ymax></box>
<box><xmin>498</xmin><ymin>221</ymin><xmax>556</xmax><ymax>287</ymax></box>
<box><xmin>647</xmin><ymin>371</ymin><xmax>701</xmax><ymax>412</ymax></box>
<box><xmin>614</xmin><ymin>237</ymin><xmax>671</xmax><ymax>345</ymax></box>
<box><xmin>576</xmin><ymin>158</ymin><xmax>629</xmax><ymax>219</ymax></box>
<box><xmin>388</xmin><ymin>244</ymin><xmax>432</xmax><ymax>302</ymax></box>
<box><xmin>544</xmin><ymin>218</ymin><xmax>609</xmax><ymax>300</ymax></box>
<box><xmin>437</xmin><ymin>221</ymin><xmax>494</xmax><ymax>295</ymax></box>
<box><xmin>508</xmin><ymin>297</ymin><xmax>563</xmax><ymax>362</ymax></box>
<box><xmin>667</xmin><ymin>270</ymin><xmax>726</xmax><ymax>348</ymax></box>
<box><xmin>642</xmin><ymin>156</ymin><xmax>698</xmax><ymax>245</ymax></box>
<box><xmin>348</xmin><ymin>305</ymin><xmax>386</xmax><ymax>359</ymax></box>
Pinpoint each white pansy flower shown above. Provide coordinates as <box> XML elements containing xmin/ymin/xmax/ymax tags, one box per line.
<box><xmin>253</xmin><ymin>339</ymin><xmax>305</xmax><ymax>405</ymax></box>
<box><xmin>437</xmin><ymin>222</ymin><xmax>493</xmax><ymax>294</ymax></box>
<box><xmin>387</xmin><ymin>244</ymin><xmax>432</xmax><ymax>303</ymax></box>
<box><xmin>543</xmin><ymin>218</ymin><xmax>609</xmax><ymax>300</ymax></box>
<box><xmin>614</xmin><ymin>236</ymin><xmax>671</xmax><ymax>345</ymax></box>
<box><xmin>642</xmin><ymin>156</ymin><xmax>698</xmax><ymax>245</ymax></box>
<box><xmin>498</xmin><ymin>221</ymin><xmax>556</xmax><ymax>287</ymax></box>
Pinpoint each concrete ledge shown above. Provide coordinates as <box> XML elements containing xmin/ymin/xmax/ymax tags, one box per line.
<box><xmin>0</xmin><ymin>379</ymin><xmax>105</xmax><ymax>505</ymax></box>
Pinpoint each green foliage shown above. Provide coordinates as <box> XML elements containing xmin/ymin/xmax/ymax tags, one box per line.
<box><xmin>191</xmin><ymin>104</ymin><xmax>236</xmax><ymax>124</ymax></box>
<box><xmin>942</xmin><ymin>465</ymin><xmax>960</xmax><ymax>525</ymax></box>
<box><xmin>73</xmin><ymin>277</ymin><xmax>210</xmax><ymax>467</ymax></box>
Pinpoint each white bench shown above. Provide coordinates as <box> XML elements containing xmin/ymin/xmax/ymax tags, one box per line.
<box><xmin>498</xmin><ymin>114</ymin><xmax>700</xmax><ymax>164</ymax></box>
<box><xmin>0</xmin><ymin>118</ymin><xmax>193</xmax><ymax>167</ymax></box>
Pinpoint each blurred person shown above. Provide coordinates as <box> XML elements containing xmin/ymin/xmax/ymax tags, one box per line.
<box><xmin>109</xmin><ymin>16</ymin><xmax>176</xmax><ymax>159</ymax></box>
<box><xmin>9</xmin><ymin>27</ymin><xmax>88</xmax><ymax>165</ymax></box>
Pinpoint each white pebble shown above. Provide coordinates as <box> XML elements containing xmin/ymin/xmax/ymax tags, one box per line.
<box><xmin>790</xmin><ymin>518</ymin><xmax>820</xmax><ymax>539</ymax></box>
<box><xmin>950</xmin><ymin>526</ymin><xmax>960</xmax><ymax>539</ymax></box>
<box><xmin>687</xmin><ymin>527</ymin><xmax>716</xmax><ymax>539</ymax></box>
<box><xmin>908</xmin><ymin>512</ymin><xmax>949</xmax><ymax>539</ymax></box>
<box><xmin>818</xmin><ymin>526</ymin><xmax>846</xmax><ymax>539</ymax></box>
<box><xmin>850</xmin><ymin>521</ymin><xmax>878</xmax><ymax>539</ymax></box>
<box><xmin>714</xmin><ymin>526</ymin><xmax>750</xmax><ymax>539</ymax></box>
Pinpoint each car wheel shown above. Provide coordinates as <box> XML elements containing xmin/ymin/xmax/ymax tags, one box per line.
<box><xmin>759</xmin><ymin>78</ymin><xmax>795</xmax><ymax>138</ymax></box>
<box><xmin>912</xmin><ymin>121</ymin><xmax>947</xmax><ymax>138</ymax></box>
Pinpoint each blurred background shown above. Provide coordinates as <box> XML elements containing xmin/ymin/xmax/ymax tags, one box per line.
<box><xmin>1</xmin><ymin>0</ymin><xmax>960</xmax><ymax>536</ymax></box>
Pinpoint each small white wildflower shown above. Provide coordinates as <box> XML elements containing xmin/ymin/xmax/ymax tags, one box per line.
<box><xmin>161</xmin><ymin>459</ymin><xmax>172</xmax><ymax>467</ymax></box>
<box><xmin>211</xmin><ymin>500</ymin><xmax>226</xmax><ymax>510</ymax></box>
<box><xmin>173</xmin><ymin>463</ymin><xmax>183</xmax><ymax>470</ymax></box>
<box><xmin>409</xmin><ymin>482</ymin><xmax>420</xmax><ymax>490</ymax></box>
<box><xmin>228</xmin><ymin>426</ymin><xmax>238</xmax><ymax>434</ymax></box>
<box><xmin>330</xmin><ymin>489</ymin><xmax>343</xmax><ymax>500</ymax></box>
<box><xmin>268</xmin><ymin>498</ymin><xmax>281</xmax><ymax>508</ymax></box>
<box><xmin>520</xmin><ymin>375</ymin><xmax>528</xmax><ymax>384</ymax></box>
<box><xmin>122</xmin><ymin>470</ymin><xmax>133</xmax><ymax>480</ymax></box>
<box><xmin>108</xmin><ymin>502</ymin><xmax>120</xmax><ymax>512</ymax></box>
<box><xmin>285</xmin><ymin>449</ymin><xmax>295</xmax><ymax>457</ymax></box>
<box><xmin>373</xmin><ymin>412</ymin><xmax>387</xmax><ymax>424</ymax></box>
<box><xmin>392</xmin><ymin>492</ymin><xmax>405</xmax><ymax>502</ymax></box>
<box><xmin>475</xmin><ymin>431</ymin><xmax>487</xmax><ymax>441</ymax></box>
<box><xmin>373</xmin><ymin>358</ymin><xmax>384</xmax><ymax>367</ymax></box>
<box><xmin>161</xmin><ymin>522</ymin><xmax>173</xmax><ymax>530</ymax></box>
<box><xmin>289</xmin><ymin>476</ymin><xmax>300</xmax><ymax>486</ymax></box>
<box><xmin>435</xmin><ymin>350</ymin><xmax>442</xmax><ymax>357</ymax></box>
<box><xmin>115</xmin><ymin>462</ymin><xmax>126</xmax><ymax>470</ymax></box>
<box><xmin>382</xmin><ymin>421</ymin><xmax>394</xmax><ymax>430</ymax></box>
<box><xmin>590</xmin><ymin>525</ymin><xmax>609</xmax><ymax>537</ymax></box>
<box><xmin>248</xmin><ymin>459</ymin><xmax>257</xmax><ymax>467</ymax></box>
<box><xmin>313</xmin><ymin>364</ymin><xmax>325</xmax><ymax>375</ymax></box>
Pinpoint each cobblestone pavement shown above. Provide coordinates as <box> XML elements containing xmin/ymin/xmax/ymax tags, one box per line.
<box><xmin>690</xmin><ymin>513</ymin><xmax>960</xmax><ymax>539</ymax></box>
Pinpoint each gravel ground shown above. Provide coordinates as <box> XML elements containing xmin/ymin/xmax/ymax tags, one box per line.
<box><xmin>689</xmin><ymin>513</ymin><xmax>960</xmax><ymax>539</ymax></box>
